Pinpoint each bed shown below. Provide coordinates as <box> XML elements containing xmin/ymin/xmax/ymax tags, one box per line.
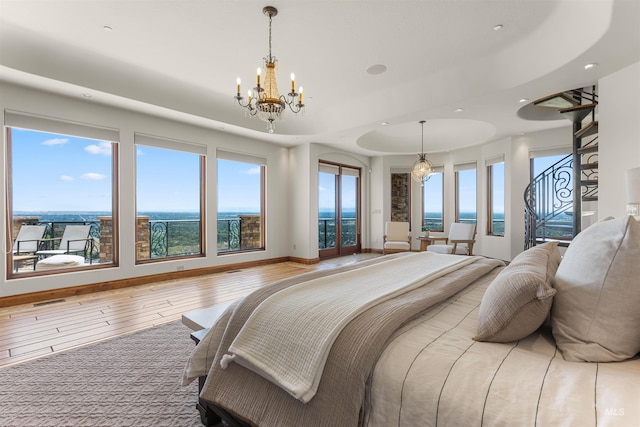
<box><xmin>183</xmin><ymin>215</ymin><xmax>640</xmax><ymax>427</ymax></box>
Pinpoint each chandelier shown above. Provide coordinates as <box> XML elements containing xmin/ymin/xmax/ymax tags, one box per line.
<box><xmin>234</xmin><ymin>6</ymin><xmax>304</xmax><ymax>134</ymax></box>
<box><xmin>411</xmin><ymin>120</ymin><xmax>434</xmax><ymax>184</ymax></box>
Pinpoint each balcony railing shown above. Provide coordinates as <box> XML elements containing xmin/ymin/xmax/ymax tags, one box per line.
<box><xmin>149</xmin><ymin>220</ymin><xmax>201</xmax><ymax>258</ymax></box>
<box><xmin>217</xmin><ymin>218</ymin><xmax>241</xmax><ymax>252</ymax></box>
<box><xmin>318</xmin><ymin>218</ymin><xmax>357</xmax><ymax>249</ymax></box>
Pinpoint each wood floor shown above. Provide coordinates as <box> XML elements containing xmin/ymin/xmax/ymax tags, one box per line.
<box><xmin>0</xmin><ymin>255</ymin><xmax>377</xmax><ymax>368</ymax></box>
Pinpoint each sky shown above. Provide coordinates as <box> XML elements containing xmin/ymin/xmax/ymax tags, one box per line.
<box><xmin>11</xmin><ymin>127</ymin><xmax>516</xmax><ymax>215</ymax></box>
<box><xmin>318</xmin><ymin>172</ymin><xmax>357</xmax><ymax>213</ymax></box>
<box><xmin>11</xmin><ymin>128</ymin><xmax>114</xmax><ymax>212</ymax></box>
<box><xmin>10</xmin><ymin>128</ymin><xmax>261</xmax><ymax>213</ymax></box>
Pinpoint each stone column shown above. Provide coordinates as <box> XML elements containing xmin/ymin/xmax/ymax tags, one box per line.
<box><xmin>239</xmin><ymin>214</ymin><xmax>262</xmax><ymax>249</ymax></box>
<box><xmin>97</xmin><ymin>216</ymin><xmax>112</xmax><ymax>263</ymax></box>
<box><xmin>136</xmin><ymin>216</ymin><xmax>151</xmax><ymax>260</ymax></box>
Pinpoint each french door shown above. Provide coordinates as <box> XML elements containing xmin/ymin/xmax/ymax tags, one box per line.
<box><xmin>318</xmin><ymin>162</ymin><xmax>361</xmax><ymax>259</ymax></box>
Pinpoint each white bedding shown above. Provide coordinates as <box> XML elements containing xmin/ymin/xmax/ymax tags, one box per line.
<box><xmin>365</xmin><ymin>278</ymin><xmax>640</xmax><ymax>427</ymax></box>
<box><xmin>220</xmin><ymin>252</ymin><xmax>474</xmax><ymax>402</ymax></box>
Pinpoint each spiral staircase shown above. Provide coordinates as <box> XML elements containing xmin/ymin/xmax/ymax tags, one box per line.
<box><xmin>524</xmin><ymin>86</ymin><xmax>599</xmax><ymax>249</ymax></box>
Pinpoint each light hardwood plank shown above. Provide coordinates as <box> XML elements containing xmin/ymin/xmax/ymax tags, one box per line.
<box><xmin>0</xmin><ymin>255</ymin><xmax>378</xmax><ymax>368</ymax></box>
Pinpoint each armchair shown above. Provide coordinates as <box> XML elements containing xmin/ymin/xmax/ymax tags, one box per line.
<box><xmin>426</xmin><ymin>223</ymin><xmax>476</xmax><ymax>255</ymax></box>
<box><xmin>383</xmin><ymin>221</ymin><xmax>411</xmax><ymax>254</ymax></box>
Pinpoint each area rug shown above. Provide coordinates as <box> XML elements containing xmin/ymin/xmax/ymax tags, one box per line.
<box><xmin>0</xmin><ymin>321</ymin><xmax>203</xmax><ymax>427</ymax></box>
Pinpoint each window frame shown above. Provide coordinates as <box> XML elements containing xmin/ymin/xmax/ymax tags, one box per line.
<box><xmin>4</xmin><ymin>115</ymin><xmax>120</xmax><ymax>279</ymax></box>
<box><xmin>216</xmin><ymin>151</ymin><xmax>266</xmax><ymax>255</ymax></box>
<box><xmin>421</xmin><ymin>169</ymin><xmax>444</xmax><ymax>233</ymax></box>
<box><xmin>486</xmin><ymin>160</ymin><xmax>505</xmax><ymax>237</ymax></box>
<box><xmin>134</xmin><ymin>134</ymin><xmax>207</xmax><ymax>264</ymax></box>
<box><xmin>454</xmin><ymin>163</ymin><xmax>477</xmax><ymax>226</ymax></box>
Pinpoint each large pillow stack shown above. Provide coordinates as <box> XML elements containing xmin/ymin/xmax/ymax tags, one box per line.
<box><xmin>474</xmin><ymin>242</ymin><xmax>560</xmax><ymax>343</ymax></box>
<box><xmin>551</xmin><ymin>215</ymin><xmax>640</xmax><ymax>362</ymax></box>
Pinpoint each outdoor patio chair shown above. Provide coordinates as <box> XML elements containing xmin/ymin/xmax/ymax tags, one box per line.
<box><xmin>12</xmin><ymin>225</ymin><xmax>46</xmax><ymax>272</ymax></box>
<box><xmin>36</xmin><ymin>224</ymin><xmax>94</xmax><ymax>263</ymax></box>
<box><xmin>13</xmin><ymin>225</ymin><xmax>46</xmax><ymax>254</ymax></box>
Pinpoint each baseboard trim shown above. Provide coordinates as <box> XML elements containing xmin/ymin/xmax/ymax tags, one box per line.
<box><xmin>288</xmin><ymin>256</ymin><xmax>320</xmax><ymax>265</ymax></box>
<box><xmin>0</xmin><ymin>256</ymin><xmax>313</xmax><ymax>308</ymax></box>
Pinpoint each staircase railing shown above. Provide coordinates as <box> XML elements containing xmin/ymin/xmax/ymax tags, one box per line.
<box><xmin>525</xmin><ymin>86</ymin><xmax>599</xmax><ymax>249</ymax></box>
<box><xmin>524</xmin><ymin>154</ymin><xmax>574</xmax><ymax>249</ymax></box>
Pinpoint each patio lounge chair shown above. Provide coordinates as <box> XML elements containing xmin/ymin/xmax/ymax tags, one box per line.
<box><xmin>36</xmin><ymin>224</ymin><xmax>94</xmax><ymax>263</ymax></box>
<box><xmin>13</xmin><ymin>225</ymin><xmax>46</xmax><ymax>254</ymax></box>
<box><xmin>12</xmin><ymin>225</ymin><xmax>46</xmax><ymax>271</ymax></box>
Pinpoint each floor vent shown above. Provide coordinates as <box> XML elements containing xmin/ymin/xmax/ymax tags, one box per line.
<box><xmin>34</xmin><ymin>299</ymin><xmax>66</xmax><ymax>307</ymax></box>
<box><xmin>226</xmin><ymin>270</ymin><xmax>242</xmax><ymax>274</ymax></box>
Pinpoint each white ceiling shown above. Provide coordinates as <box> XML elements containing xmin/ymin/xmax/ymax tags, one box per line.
<box><xmin>1</xmin><ymin>0</ymin><xmax>639</xmax><ymax>156</ymax></box>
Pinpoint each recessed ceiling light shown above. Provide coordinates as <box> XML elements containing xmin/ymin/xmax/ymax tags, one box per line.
<box><xmin>367</xmin><ymin>64</ymin><xmax>387</xmax><ymax>75</ymax></box>
<box><xmin>493</xmin><ymin>24</ymin><xmax>504</xmax><ymax>31</ymax></box>
<box><xmin>381</xmin><ymin>121</ymin><xmax>389</xmax><ymax>125</ymax></box>
<box><xmin>519</xmin><ymin>98</ymin><xmax>529</xmax><ymax>103</ymax></box>
<box><xmin>584</xmin><ymin>63</ymin><xmax>598</xmax><ymax>70</ymax></box>
<box><xmin>103</xmin><ymin>25</ymin><xmax>113</xmax><ymax>32</ymax></box>
<box><xmin>81</xmin><ymin>93</ymin><xmax>92</xmax><ymax>98</ymax></box>
<box><xmin>455</xmin><ymin>108</ymin><xmax>464</xmax><ymax>113</ymax></box>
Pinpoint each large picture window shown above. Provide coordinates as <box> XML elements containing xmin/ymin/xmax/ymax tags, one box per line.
<box><xmin>5</xmin><ymin>112</ymin><xmax>119</xmax><ymax>277</ymax></box>
<box><xmin>487</xmin><ymin>157</ymin><xmax>505</xmax><ymax>236</ymax></box>
<box><xmin>217</xmin><ymin>151</ymin><xmax>266</xmax><ymax>254</ymax></box>
<box><xmin>135</xmin><ymin>134</ymin><xmax>205</xmax><ymax>262</ymax></box>
<box><xmin>455</xmin><ymin>163</ymin><xmax>477</xmax><ymax>226</ymax></box>
<box><xmin>422</xmin><ymin>169</ymin><xmax>444</xmax><ymax>232</ymax></box>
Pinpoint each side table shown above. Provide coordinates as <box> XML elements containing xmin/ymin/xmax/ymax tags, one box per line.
<box><xmin>417</xmin><ymin>236</ymin><xmax>448</xmax><ymax>251</ymax></box>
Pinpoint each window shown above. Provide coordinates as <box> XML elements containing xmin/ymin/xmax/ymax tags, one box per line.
<box><xmin>135</xmin><ymin>134</ymin><xmax>205</xmax><ymax>262</ymax></box>
<box><xmin>217</xmin><ymin>151</ymin><xmax>266</xmax><ymax>254</ymax></box>
<box><xmin>422</xmin><ymin>169</ymin><xmax>444</xmax><ymax>232</ymax></box>
<box><xmin>5</xmin><ymin>112</ymin><xmax>119</xmax><ymax>277</ymax></box>
<box><xmin>455</xmin><ymin>163</ymin><xmax>477</xmax><ymax>226</ymax></box>
<box><xmin>487</xmin><ymin>158</ymin><xmax>505</xmax><ymax>236</ymax></box>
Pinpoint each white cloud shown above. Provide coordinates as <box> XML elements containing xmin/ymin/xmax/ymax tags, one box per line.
<box><xmin>60</xmin><ymin>175</ymin><xmax>74</xmax><ymax>182</ymax></box>
<box><xmin>81</xmin><ymin>172</ymin><xmax>106</xmax><ymax>180</ymax></box>
<box><xmin>246</xmin><ymin>166</ymin><xmax>261</xmax><ymax>175</ymax></box>
<box><xmin>319</xmin><ymin>186</ymin><xmax>327</xmax><ymax>192</ymax></box>
<box><xmin>137</xmin><ymin>148</ymin><xmax>144</xmax><ymax>155</ymax></box>
<box><xmin>42</xmin><ymin>138</ymin><xmax>69</xmax><ymax>146</ymax></box>
<box><xmin>85</xmin><ymin>141</ymin><xmax>112</xmax><ymax>155</ymax></box>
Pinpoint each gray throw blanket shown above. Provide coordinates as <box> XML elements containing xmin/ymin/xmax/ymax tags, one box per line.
<box><xmin>198</xmin><ymin>254</ymin><xmax>504</xmax><ymax>426</ymax></box>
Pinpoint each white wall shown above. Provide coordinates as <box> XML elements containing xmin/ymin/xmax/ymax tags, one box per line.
<box><xmin>598</xmin><ymin>61</ymin><xmax>640</xmax><ymax>218</ymax></box>
<box><xmin>0</xmin><ymin>82</ymin><xmax>293</xmax><ymax>297</ymax></box>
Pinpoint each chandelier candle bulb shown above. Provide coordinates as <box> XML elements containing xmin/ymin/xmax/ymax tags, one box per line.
<box><xmin>257</xmin><ymin>68</ymin><xmax>261</xmax><ymax>88</ymax></box>
<box><xmin>291</xmin><ymin>73</ymin><xmax>295</xmax><ymax>93</ymax></box>
<box><xmin>299</xmin><ymin>87</ymin><xmax>303</xmax><ymax>104</ymax></box>
<box><xmin>236</xmin><ymin>78</ymin><xmax>241</xmax><ymax>96</ymax></box>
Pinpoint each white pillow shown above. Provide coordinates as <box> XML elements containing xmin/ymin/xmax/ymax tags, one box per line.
<box><xmin>474</xmin><ymin>242</ymin><xmax>560</xmax><ymax>343</ymax></box>
<box><xmin>551</xmin><ymin>215</ymin><xmax>640</xmax><ymax>362</ymax></box>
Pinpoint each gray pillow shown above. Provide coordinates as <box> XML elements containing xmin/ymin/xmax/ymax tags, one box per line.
<box><xmin>474</xmin><ymin>242</ymin><xmax>560</xmax><ymax>343</ymax></box>
<box><xmin>551</xmin><ymin>215</ymin><xmax>640</xmax><ymax>362</ymax></box>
